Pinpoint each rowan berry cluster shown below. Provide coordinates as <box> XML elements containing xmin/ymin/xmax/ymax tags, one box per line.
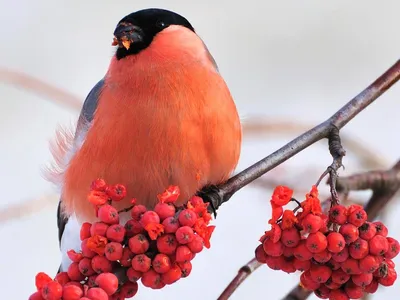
<box><xmin>255</xmin><ymin>185</ymin><xmax>399</xmax><ymax>300</ymax></box>
<box><xmin>30</xmin><ymin>179</ymin><xmax>215</xmax><ymax>300</ymax></box>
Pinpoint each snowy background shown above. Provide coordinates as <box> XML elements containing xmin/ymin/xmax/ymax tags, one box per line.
<box><xmin>0</xmin><ymin>0</ymin><xmax>399</xmax><ymax>299</ymax></box>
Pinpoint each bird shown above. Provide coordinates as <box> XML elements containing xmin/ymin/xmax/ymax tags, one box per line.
<box><xmin>45</xmin><ymin>8</ymin><xmax>242</xmax><ymax>272</ymax></box>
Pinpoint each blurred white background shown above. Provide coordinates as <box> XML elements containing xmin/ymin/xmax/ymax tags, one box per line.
<box><xmin>0</xmin><ymin>0</ymin><xmax>399</xmax><ymax>299</ymax></box>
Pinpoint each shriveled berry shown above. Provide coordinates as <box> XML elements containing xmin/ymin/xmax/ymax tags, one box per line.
<box><xmin>310</xmin><ymin>264</ymin><xmax>332</xmax><ymax>283</ymax></box>
<box><xmin>41</xmin><ymin>281</ymin><xmax>62</xmax><ymax>300</ymax></box>
<box><xmin>349</xmin><ymin>238</ymin><xmax>369</xmax><ymax>259</ymax></box>
<box><xmin>80</xmin><ymin>222</ymin><xmax>92</xmax><ymax>241</ymax></box>
<box><xmin>140</xmin><ymin>211</ymin><xmax>160</xmax><ymax>227</ymax></box>
<box><xmin>329</xmin><ymin>205</ymin><xmax>347</xmax><ymax>225</ymax></box>
<box><xmin>369</xmin><ymin>235</ymin><xmax>389</xmax><ymax>255</ymax></box>
<box><xmin>373</xmin><ymin>221</ymin><xmax>388</xmax><ymax>236</ymax></box>
<box><xmin>98</xmin><ymin>204</ymin><xmax>119</xmax><ymax>225</ymax></box>
<box><xmin>62</xmin><ymin>284</ymin><xmax>83</xmax><ymax>300</ymax></box>
<box><xmin>187</xmin><ymin>234</ymin><xmax>204</xmax><ymax>253</ymax></box>
<box><xmin>352</xmin><ymin>272</ymin><xmax>373</xmax><ymax>287</ymax></box>
<box><xmin>339</xmin><ymin>223</ymin><xmax>359</xmax><ymax>244</ymax></box>
<box><xmin>359</xmin><ymin>222</ymin><xmax>377</xmax><ymax>240</ymax></box>
<box><xmin>67</xmin><ymin>262</ymin><xmax>85</xmax><ymax>281</ymax></box>
<box><xmin>359</xmin><ymin>255</ymin><xmax>379</xmax><ymax>273</ymax></box>
<box><xmin>344</xmin><ymin>281</ymin><xmax>363</xmax><ymax>299</ymax></box>
<box><xmin>129</xmin><ymin>234</ymin><xmax>150</xmax><ymax>254</ymax></box>
<box><xmin>331</xmin><ymin>268</ymin><xmax>350</xmax><ymax>284</ymax></box>
<box><xmin>281</xmin><ymin>228</ymin><xmax>301</xmax><ymax>248</ymax></box>
<box><xmin>300</xmin><ymin>271</ymin><xmax>320</xmax><ymax>290</ymax></box>
<box><xmin>67</xmin><ymin>250</ymin><xmax>83</xmax><ymax>263</ymax></box>
<box><xmin>126</xmin><ymin>267</ymin><xmax>142</xmax><ymax>282</ymax></box>
<box><xmin>105</xmin><ymin>242</ymin><xmax>123</xmax><ymax>261</ymax></box>
<box><xmin>175</xmin><ymin>226</ymin><xmax>195</xmax><ymax>244</ymax></box>
<box><xmin>385</xmin><ymin>237</ymin><xmax>400</xmax><ymax>259</ymax></box>
<box><xmin>331</xmin><ymin>247</ymin><xmax>349</xmax><ymax>263</ymax></box>
<box><xmin>86</xmin><ymin>288</ymin><xmax>109</xmax><ymax>300</ymax></box>
<box><xmin>178</xmin><ymin>209</ymin><xmax>197</xmax><ymax>227</ymax></box>
<box><xmin>157</xmin><ymin>234</ymin><xmax>178</xmax><ymax>255</ymax></box>
<box><xmin>131</xmin><ymin>205</ymin><xmax>147</xmax><ymax>220</ymax></box>
<box><xmin>162</xmin><ymin>217</ymin><xmax>180</xmax><ymax>233</ymax></box>
<box><xmin>153</xmin><ymin>254</ymin><xmax>171</xmax><ymax>274</ymax></box>
<box><xmin>90</xmin><ymin>222</ymin><xmax>109</xmax><ymax>237</ymax></box>
<box><xmin>313</xmin><ymin>249</ymin><xmax>331</xmax><ymax>263</ymax></box>
<box><xmin>327</xmin><ymin>232</ymin><xmax>345</xmax><ymax>253</ymax></box>
<box><xmin>341</xmin><ymin>258</ymin><xmax>361</xmax><ymax>275</ymax></box>
<box><xmin>132</xmin><ymin>254</ymin><xmax>151</xmax><ymax>273</ymax></box>
<box><xmin>78</xmin><ymin>257</ymin><xmax>95</xmax><ymax>276</ymax></box>
<box><xmin>161</xmin><ymin>264</ymin><xmax>182</xmax><ymax>284</ymax></box>
<box><xmin>91</xmin><ymin>255</ymin><xmax>113</xmax><ymax>273</ymax></box>
<box><xmin>95</xmin><ymin>273</ymin><xmax>119</xmax><ymax>295</ymax></box>
<box><xmin>120</xmin><ymin>282</ymin><xmax>139</xmax><ymax>298</ymax></box>
<box><xmin>106</xmin><ymin>224</ymin><xmax>126</xmax><ymax>243</ymax></box>
<box><xmin>263</xmin><ymin>239</ymin><xmax>284</xmax><ymax>257</ymax></box>
<box><xmin>293</xmin><ymin>240</ymin><xmax>313</xmax><ymax>261</ymax></box>
<box><xmin>154</xmin><ymin>202</ymin><xmax>176</xmax><ymax>221</ymax></box>
<box><xmin>301</xmin><ymin>214</ymin><xmax>322</xmax><ymax>233</ymax></box>
<box><xmin>306</xmin><ymin>232</ymin><xmax>327</xmax><ymax>253</ymax></box>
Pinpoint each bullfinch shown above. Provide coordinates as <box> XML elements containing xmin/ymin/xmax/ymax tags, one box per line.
<box><xmin>45</xmin><ymin>8</ymin><xmax>242</xmax><ymax>272</ymax></box>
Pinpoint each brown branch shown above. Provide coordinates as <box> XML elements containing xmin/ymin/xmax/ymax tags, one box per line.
<box><xmin>217</xmin><ymin>258</ymin><xmax>262</xmax><ymax>300</ymax></box>
<box><xmin>282</xmin><ymin>159</ymin><xmax>400</xmax><ymax>300</ymax></box>
<box><xmin>200</xmin><ymin>59</ymin><xmax>400</xmax><ymax>215</ymax></box>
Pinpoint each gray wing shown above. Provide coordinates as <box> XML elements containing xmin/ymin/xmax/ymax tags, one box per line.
<box><xmin>57</xmin><ymin>78</ymin><xmax>105</xmax><ymax>247</ymax></box>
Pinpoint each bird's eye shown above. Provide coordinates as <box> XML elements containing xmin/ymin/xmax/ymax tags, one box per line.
<box><xmin>156</xmin><ymin>20</ymin><xmax>166</xmax><ymax>28</ymax></box>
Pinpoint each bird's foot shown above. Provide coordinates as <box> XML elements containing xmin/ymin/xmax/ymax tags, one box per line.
<box><xmin>196</xmin><ymin>184</ymin><xmax>223</xmax><ymax>218</ymax></box>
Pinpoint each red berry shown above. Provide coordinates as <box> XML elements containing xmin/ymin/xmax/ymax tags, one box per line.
<box><xmin>359</xmin><ymin>222</ymin><xmax>377</xmax><ymax>240</ymax></box>
<box><xmin>300</xmin><ymin>270</ymin><xmax>320</xmax><ymax>290</ymax></box>
<box><xmin>313</xmin><ymin>249</ymin><xmax>332</xmax><ymax>263</ymax></box>
<box><xmin>140</xmin><ymin>211</ymin><xmax>160</xmax><ymax>227</ymax></box>
<box><xmin>162</xmin><ymin>217</ymin><xmax>180</xmax><ymax>233</ymax></box>
<box><xmin>324</xmin><ymin>279</ymin><xmax>341</xmax><ymax>290</ymax></box>
<box><xmin>265</xmin><ymin>255</ymin><xmax>285</xmax><ymax>270</ymax></box>
<box><xmin>132</xmin><ymin>254</ymin><xmax>151</xmax><ymax>273</ymax></box>
<box><xmin>327</xmin><ymin>259</ymin><xmax>341</xmax><ymax>270</ymax></box>
<box><xmin>309</xmin><ymin>264</ymin><xmax>332</xmax><ymax>283</ymax></box>
<box><xmin>331</xmin><ymin>268</ymin><xmax>350</xmax><ymax>284</ymax></box>
<box><xmin>157</xmin><ymin>234</ymin><xmax>178</xmax><ymax>255</ymax></box>
<box><xmin>129</xmin><ymin>234</ymin><xmax>150</xmax><ymax>254</ymax></box>
<box><xmin>352</xmin><ymin>272</ymin><xmax>373</xmax><ymax>287</ymax></box>
<box><xmin>141</xmin><ymin>268</ymin><xmax>164</xmax><ymax>289</ymax></box>
<box><xmin>67</xmin><ymin>250</ymin><xmax>83</xmax><ymax>263</ymax></box>
<box><xmin>106</xmin><ymin>184</ymin><xmax>127</xmax><ymax>202</ymax></box>
<box><xmin>175</xmin><ymin>226</ymin><xmax>195</xmax><ymax>244</ymax></box>
<box><xmin>359</xmin><ymin>255</ymin><xmax>379</xmax><ymax>273</ymax></box>
<box><xmin>341</xmin><ymin>258</ymin><xmax>361</xmax><ymax>275</ymax></box>
<box><xmin>78</xmin><ymin>257</ymin><xmax>95</xmax><ymax>276</ymax></box>
<box><xmin>187</xmin><ymin>234</ymin><xmax>204</xmax><ymax>253</ymax></box>
<box><xmin>293</xmin><ymin>240</ymin><xmax>313</xmax><ymax>261</ymax></box>
<box><xmin>349</xmin><ymin>238</ymin><xmax>369</xmax><ymax>259</ymax></box>
<box><xmin>131</xmin><ymin>205</ymin><xmax>147</xmax><ymax>220</ymax></box>
<box><xmin>301</xmin><ymin>214</ymin><xmax>322</xmax><ymax>233</ymax></box>
<box><xmin>176</xmin><ymin>245</ymin><xmax>193</xmax><ymax>262</ymax></box>
<box><xmin>319</xmin><ymin>214</ymin><xmax>329</xmax><ymax>233</ymax></box>
<box><xmin>378</xmin><ymin>267</ymin><xmax>397</xmax><ymax>286</ymax></box>
<box><xmin>106</xmin><ymin>224</ymin><xmax>126</xmax><ymax>243</ymax></box>
<box><xmin>178</xmin><ymin>209</ymin><xmax>197</xmax><ymax>227</ymax></box>
<box><xmin>152</xmin><ymin>254</ymin><xmax>172</xmax><ymax>273</ymax></box>
<box><xmin>385</xmin><ymin>237</ymin><xmax>400</xmax><ymax>259</ymax></box>
<box><xmin>126</xmin><ymin>268</ymin><xmax>142</xmax><ymax>283</ymax></box>
<box><xmin>293</xmin><ymin>258</ymin><xmax>311</xmax><ymax>271</ymax></box>
<box><xmin>281</xmin><ymin>228</ymin><xmax>301</xmax><ymax>248</ymax></box>
<box><xmin>105</xmin><ymin>242</ymin><xmax>123</xmax><ymax>261</ymax></box>
<box><xmin>98</xmin><ymin>204</ymin><xmax>119</xmax><ymax>225</ymax></box>
<box><xmin>348</xmin><ymin>208</ymin><xmax>367</xmax><ymax>227</ymax></box>
<box><xmin>161</xmin><ymin>264</ymin><xmax>182</xmax><ymax>284</ymax></box>
<box><xmin>29</xmin><ymin>292</ymin><xmax>44</xmax><ymax>300</ymax></box>
<box><xmin>95</xmin><ymin>273</ymin><xmax>119</xmax><ymax>295</ymax></box>
<box><xmin>280</xmin><ymin>259</ymin><xmax>296</xmax><ymax>274</ymax></box>
<box><xmin>283</xmin><ymin>246</ymin><xmax>295</xmax><ymax>258</ymax></box>
<box><xmin>91</xmin><ymin>255</ymin><xmax>113</xmax><ymax>273</ymax></box>
<box><xmin>331</xmin><ymin>247</ymin><xmax>349</xmax><ymax>263</ymax></box>
<box><xmin>86</xmin><ymin>288</ymin><xmax>109</xmax><ymax>300</ymax></box>
<box><xmin>124</xmin><ymin>219</ymin><xmax>143</xmax><ymax>237</ymax></box>
<box><xmin>328</xmin><ymin>289</ymin><xmax>349</xmax><ymax>300</ymax></box>
<box><xmin>263</xmin><ymin>239</ymin><xmax>284</xmax><ymax>257</ymax></box>
<box><xmin>90</xmin><ymin>222</ymin><xmax>109</xmax><ymax>237</ymax></box>
<box><xmin>314</xmin><ymin>285</ymin><xmax>330</xmax><ymax>299</ymax></box>
<box><xmin>339</xmin><ymin>223</ymin><xmax>359</xmax><ymax>244</ymax></box>
<box><xmin>327</xmin><ymin>232</ymin><xmax>345</xmax><ymax>253</ymax></box>
<box><xmin>364</xmin><ymin>279</ymin><xmax>379</xmax><ymax>293</ymax></box>
<box><xmin>178</xmin><ymin>261</ymin><xmax>192</xmax><ymax>277</ymax></box>
<box><xmin>54</xmin><ymin>272</ymin><xmax>70</xmax><ymax>286</ymax></box>
<box><xmin>87</xmin><ymin>275</ymin><xmax>98</xmax><ymax>287</ymax></box>
<box><xmin>67</xmin><ymin>262</ymin><xmax>85</xmax><ymax>281</ymax></box>
<box><xmin>109</xmin><ymin>292</ymin><xmax>124</xmax><ymax>300</ymax></box>
<box><xmin>329</xmin><ymin>205</ymin><xmax>347</xmax><ymax>225</ymax></box>
<box><xmin>120</xmin><ymin>282</ymin><xmax>139</xmax><ymax>298</ymax></box>
<box><xmin>306</xmin><ymin>232</ymin><xmax>327</xmax><ymax>253</ymax></box>
<box><xmin>41</xmin><ymin>281</ymin><xmax>62</xmax><ymax>300</ymax></box>
<box><xmin>344</xmin><ymin>281</ymin><xmax>363</xmax><ymax>299</ymax></box>
<box><xmin>255</xmin><ymin>244</ymin><xmax>268</xmax><ymax>263</ymax></box>
<box><xmin>120</xmin><ymin>247</ymin><xmax>134</xmax><ymax>267</ymax></box>
<box><xmin>369</xmin><ymin>235</ymin><xmax>389</xmax><ymax>255</ymax></box>
<box><xmin>91</xmin><ymin>178</ymin><xmax>107</xmax><ymax>191</ymax></box>
<box><xmin>62</xmin><ymin>284</ymin><xmax>83</xmax><ymax>300</ymax></box>
<box><xmin>373</xmin><ymin>221</ymin><xmax>388</xmax><ymax>236</ymax></box>
<box><xmin>80</xmin><ymin>222</ymin><xmax>92</xmax><ymax>241</ymax></box>
<box><xmin>154</xmin><ymin>203</ymin><xmax>176</xmax><ymax>220</ymax></box>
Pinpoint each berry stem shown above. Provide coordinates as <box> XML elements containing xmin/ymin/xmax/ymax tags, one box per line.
<box><xmin>118</xmin><ymin>205</ymin><xmax>134</xmax><ymax>214</ymax></box>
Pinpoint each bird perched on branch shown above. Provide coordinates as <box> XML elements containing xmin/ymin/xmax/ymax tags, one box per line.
<box><xmin>45</xmin><ymin>8</ymin><xmax>242</xmax><ymax>272</ymax></box>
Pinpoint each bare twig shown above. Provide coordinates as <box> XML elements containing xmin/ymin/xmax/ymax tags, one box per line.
<box><xmin>217</xmin><ymin>258</ymin><xmax>262</xmax><ymax>300</ymax></box>
<box><xmin>200</xmin><ymin>59</ymin><xmax>400</xmax><ymax>215</ymax></box>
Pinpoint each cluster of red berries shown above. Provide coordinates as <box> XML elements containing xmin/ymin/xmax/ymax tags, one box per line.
<box><xmin>255</xmin><ymin>185</ymin><xmax>399</xmax><ymax>300</ymax></box>
<box><xmin>30</xmin><ymin>179</ymin><xmax>215</xmax><ymax>300</ymax></box>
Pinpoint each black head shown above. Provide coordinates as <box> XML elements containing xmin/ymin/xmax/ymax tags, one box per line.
<box><xmin>113</xmin><ymin>8</ymin><xmax>195</xmax><ymax>60</ymax></box>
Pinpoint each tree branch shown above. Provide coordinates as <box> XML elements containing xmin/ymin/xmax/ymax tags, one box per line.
<box><xmin>200</xmin><ymin>59</ymin><xmax>400</xmax><ymax>215</ymax></box>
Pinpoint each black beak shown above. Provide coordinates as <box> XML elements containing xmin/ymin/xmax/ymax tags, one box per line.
<box><xmin>113</xmin><ymin>23</ymin><xmax>143</xmax><ymax>48</ymax></box>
